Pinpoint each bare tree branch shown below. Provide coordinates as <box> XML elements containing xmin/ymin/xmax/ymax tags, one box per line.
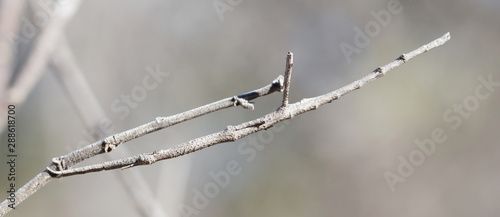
<box><xmin>0</xmin><ymin>2</ymin><xmax>83</xmax><ymax>216</ymax></box>
<box><xmin>0</xmin><ymin>32</ymin><xmax>450</xmax><ymax>216</ymax></box>
<box><xmin>45</xmin><ymin>32</ymin><xmax>451</xmax><ymax>177</ymax></box>
<box><xmin>281</xmin><ymin>51</ymin><xmax>293</xmax><ymax>107</ymax></box>
<box><xmin>49</xmin><ymin>74</ymin><xmax>284</xmax><ymax>169</ymax></box>
<box><xmin>0</xmin><ymin>72</ymin><xmax>284</xmax><ymax>216</ymax></box>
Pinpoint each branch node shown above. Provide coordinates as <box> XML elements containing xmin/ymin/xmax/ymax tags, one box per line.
<box><xmin>400</xmin><ymin>54</ymin><xmax>409</xmax><ymax>62</ymax></box>
<box><xmin>155</xmin><ymin>117</ymin><xmax>164</xmax><ymax>123</ymax></box>
<box><xmin>226</xmin><ymin>125</ymin><xmax>235</xmax><ymax>131</ymax></box>
<box><xmin>103</xmin><ymin>137</ymin><xmax>116</xmax><ymax>152</ymax></box>
<box><xmin>54</xmin><ymin>157</ymin><xmax>65</xmax><ymax>170</ymax></box>
<box><xmin>258</xmin><ymin>123</ymin><xmax>271</xmax><ymax>130</ymax></box>
<box><xmin>233</xmin><ymin>96</ymin><xmax>255</xmax><ymax>110</ymax></box>
<box><xmin>272</xmin><ymin>75</ymin><xmax>285</xmax><ymax>92</ymax></box>
<box><xmin>46</xmin><ymin>156</ymin><xmax>68</xmax><ymax>177</ymax></box>
<box><xmin>46</xmin><ymin>166</ymin><xmax>63</xmax><ymax>177</ymax></box>
<box><xmin>104</xmin><ymin>143</ymin><xmax>116</xmax><ymax>153</ymax></box>
<box><xmin>373</xmin><ymin>67</ymin><xmax>385</xmax><ymax>77</ymax></box>
<box><xmin>121</xmin><ymin>154</ymin><xmax>153</xmax><ymax>170</ymax></box>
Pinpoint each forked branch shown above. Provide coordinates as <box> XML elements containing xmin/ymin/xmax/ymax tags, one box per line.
<box><xmin>46</xmin><ymin>32</ymin><xmax>451</xmax><ymax>177</ymax></box>
<box><xmin>0</xmin><ymin>32</ymin><xmax>450</xmax><ymax>216</ymax></box>
<box><xmin>0</xmin><ymin>75</ymin><xmax>284</xmax><ymax>216</ymax></box>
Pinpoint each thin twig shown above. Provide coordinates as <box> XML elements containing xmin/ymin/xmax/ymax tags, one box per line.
<box><xmin>281</xmin><ymin>52</ymin><xmax>293</xmax><ymax>107</ymax></box>
<box><xmin>0</xmin><ymin>2</ymin><xmax>82</xmax><ymax>215</ymax></box>
<box><xmin>0</xmin><ymin>74</ymin><xmax>284</xmax><ymax>216</ymax></box>
<box><xmin>48</xmin><ymin>74</ymin><xmax>284</xmax><ymax>170</ymax></box>
<box><xmin>0</xmin><ymin>32</ymin><xmax>450</xmax><ymax>216</ymax></box>
<box><xmin>51</xmin><ymin>37</ymin><xmax>169</xmax><ymax>217</ymax></box>
<box><xmin>44</xmin><ymin>32</ymin><xmax>451</xmax><ymax>177</ymax></box>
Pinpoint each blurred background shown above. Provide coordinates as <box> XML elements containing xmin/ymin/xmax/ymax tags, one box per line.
<box><xmin>1</xmin><ymin>0</ymin><xmax>499</xmax><ymax>216</ymax></box>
